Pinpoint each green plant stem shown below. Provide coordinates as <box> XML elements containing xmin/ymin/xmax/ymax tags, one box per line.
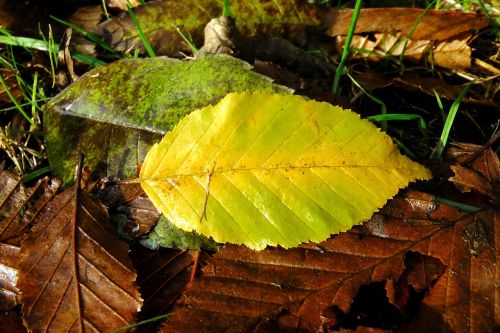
<box><xmin>433</xmin><ymin>196</ymin><xmax>480</xmax><ymax>213</ymax></box>
<box><xmin>332</xmin><ymin>0</ymin><xmax>362</xmax><ymax>95</ymax></box>
<box><xmin>101</xmin><ymin>0</ymin><xmax>110</xmax><ymax>19</ymax></box>
<box><xmin>109</xmin><ymin>313</ymin><xmax>171</xmax><ymax>333</ymax></box>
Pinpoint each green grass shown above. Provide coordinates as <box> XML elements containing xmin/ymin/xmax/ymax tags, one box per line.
<box><xmin>223</xmin><ymin>0</ymin><xmax>232</xmax><ymax>17</ymax></box>
<box><xmin>0</xmin><ymin>74</ymin><xmax>34</xmax><ymax>125</ymax></box>
<box><xmin>398</xmin><ymin>1</ymin><xmax>435</xmax><ymax>72</ymax></box>
<box><xmin>0</xmin><ymin>29</ymin><xmax>52</xmax><ymax>174</ymax></box>
<box><xmin>347</xmin><ymin>72</ymin><xmax>387</xmax><ymax>131</ymax></box>
<box><xmin>175</xmin><ymin>28</ymin><xmax>200</xmax><ymax>58</ymax></box>
<box><xmin>431</xmin><ymin>84</ymin><xmax>470</xmax><ymax>160</ymax></box>
<box><xmin>332</xmin><ymin>0</ymin><xmax>362</xmax><ymax>95</ymax></box>
<box><xmin>433</xmin><ymin>89</ymin><xmax>446</xmax><ymax>122</ymax></box>
<box><xmin>346</xmin><ymin>72</ymin><xmax>431</xmax><ymax>156</ymax></box>
<box><xmin>126</xmin><ymin>0</ymin><xmax>156</xmax><ymax>58</ymax></box>
<box><xmin>51</xmin><ymin>16</ymin><xmax>118</xmax><ymax>55</ymax></box>
<box><xmin>101</xmin><ymin>0</ymin><xmax>111</xmax><ymax>19</ymax></box>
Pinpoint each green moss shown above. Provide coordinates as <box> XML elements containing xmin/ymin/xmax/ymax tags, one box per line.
<box><xmin>142</xmin><ymin>215</ymin><xmax>218</xmax><ymax>251</ymax></box>
<box><xmin>44</xmin><ymin>55</ymin><xmax>291</xmax><ymax>184</ymax></box>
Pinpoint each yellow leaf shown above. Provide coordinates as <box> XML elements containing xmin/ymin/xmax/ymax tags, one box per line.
<box><xmin>140</xmin><ymin>93</ymin><xmax>431</xmax><ymax>250</ymax></box>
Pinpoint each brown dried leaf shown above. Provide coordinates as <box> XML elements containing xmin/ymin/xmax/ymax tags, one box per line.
<box><xmin>160</xmin><ymin>192</ymin><xmax>498</xmax><ymax>332</ymax></box>
<box><xmin>68</xmin><ymin>5</ymin><xmax>104</xmax><ymax>57</ymax></box>
<box><xmin>447</xmin><ymin>144</ymin><xmax>499</xmax><ymax>200</ymax></box>
<box><xmin>0</xmin><ymin>169</ymin><xmax>60</xmax><ymax>311</ymax></box>
<box><xmin>352</xmin><ymin>71</ymin><xmax>465</xmax><ymax>101</ymax></box>
<box><xmin>336</xmin><ymin>32</ymin><xmax>472</xmax><ymax>69</ymax></box>
<box><xmin>450</xmin><ymin>165</ymin><xmax>493</xmax><ymax>197</ymax></box>
<box><xmin>0</xmin><ymin>243</ymin><xmax>20</xmax><ymax>311</ymax></box>
<box><xmin>325</xmin><ymin>8</ymin><xmax>488</xmax><ymax>69</ymax></box>
<box><xmin>430</xmin><ymin>37</ymin><xmax>471</xmax><ymax>69</ymax></box>
<box><xmin>0</xmin><ymin>170</ymin><xmax>60</xmax><ymax>246</ymax></box>
<box><xmin>99</xmin><ymin>183</ymin><xmax>161</xmax><ymax>238</ymax></box>
<box><xmin>323</xmin><ymin>8</ymin><xmax>488</xmax><ymax>41</ymax></box>
<box><xmin>18</xmin><ymin>188</ymin><xmax>142</xmax><ymax>332</ymax></box>
<box><xmin>131</xmin><ymin>245</ymin><xmax>198</xmax><ymax>332</ymax></box>
<box><xmin>0</xmin><ymin>311</ymin><xmax>26</xmax><ymax>333</ymax></box>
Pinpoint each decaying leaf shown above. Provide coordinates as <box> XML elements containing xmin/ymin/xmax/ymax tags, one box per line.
<box><xmin>44</xmin><ymin>55</ymin><xmax>290</xmax><ymax>184</ymax></box>
<box><xmin>94</xmin><ymin>0</ymin><xmax>319</xmax><ymax>56</ymax></box>
<box><xmin>140</xmin><ymin>92</ymin><xmax>431</xmax><ymax>250</ymax></box>
<box><xmin>160</xmin><ymin>192</ymin><xmax>498</xmax><ymax>332</ymax></box>
<box><xmin>131</xmin><ymin>245</ymin><xmax>198</xmax><ymax>332</ymax></box>
<box><xmin>99</xmin><ymin>182</ymin><xmax>161</xmax><ymax>238</ymax></box>
<box><xmin>323</xmin><ymin>8</ymin><xmax>488</xmax><ymax>41</ymax></box>
<box><xmin>0</xmin><ymin>169</ymin><xmax>60</xmax><ymax>311</ymax></box>
<box><xmin>325</xmin><ymin>8</ymin><xmax>488</xmax><ymax>69</ymax></box>
<box><xmin>450</xmin><ymin>165</ymin><xmax>494</xmax><ymax>198</ymax></box>
<box><xmin>0</xmin><ymin>311</ymin><xmax>25</xmax><ymax>333</ymax></box>
<box><xmin>337</xmin><ymin>32</ymin><xmax>473</xmax><ymax>69</ymax></box>
<box><xmin>18</xmin><ymin>188</ymin><xmax>142</xmax><ymax>332</ymax></box>
<box><xmin>0</xmin><ymin>243</ymin><xmax>20</xmax><ymax>311</ymax></box>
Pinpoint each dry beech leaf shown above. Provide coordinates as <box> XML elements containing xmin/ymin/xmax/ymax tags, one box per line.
<box><xmin>447</xmin><ymin>143</ymin><xmax>499</xmax><ymax>200</ymax></box>
<box><xmin>140</xmin><ymin>92</ymin><xmax>431</xmax><ymax>250</ymax></box>
<box><xmin>325</xmin><ymin>8</ymin><xmax>488</xmax><ymax>69</ymax></box>
<box><xmin>450</xmin><ymin>165</ymin><xmax>494</xmax><ymax>198</ymax></box>
<box><xmin>0</xmin><ymin>169</ymin><xmax>60</xmax><ymax>310</ymax></box>
<box><xmin>131</xmin><ymin>245</ymin><xmax>198</xmax><ymax>332</ymax></box>
<box><xmin>323</xmin><ymin>8</ymin><xmax>488</xmax><ymax>41</ymax></box>
<box><xmin>18</xmin><ymin>188</ymin><xmax>142</xmax><ymax>332</ymax></box>
<box><xmin>160</xmin><ymin>192</ymin><xmax>498</xmax><ymax>332</ymax></box>
<box><xmin>0</xmin><ymin>311</ymin><xmax>26</xmax><ymax>333</ymax></box>
<box><xmin>336</xmin><ymin>33</ymin><xmax>472</xmax><ymax>69</ymax></box>
<box><xmin>0</xmin><ymin>243</ymin><xmax>20</xmax><ymax>311</ymax></box>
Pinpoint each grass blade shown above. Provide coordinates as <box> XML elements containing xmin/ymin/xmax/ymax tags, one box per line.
<box><xmin>431</xmin><ymin>84</ymin><xmax>470</xmax><ymax>160</ymax></box>
<box><xmin>127</xmin><ymin>1</ymin><xmax>156</xmax><ymax>58</ymax></box>
<box><xmin>51</xmin><ymin>16</ymin><xmax>118</xmax><ymax>55</ymax></box>
<box><xmin>332</xmin><ymin>0</ymin><xmax>362</xmax><ymax>95</ymax></box>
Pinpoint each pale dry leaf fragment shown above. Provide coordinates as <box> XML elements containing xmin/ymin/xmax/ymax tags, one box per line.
<box><xmin>337</xmin><ymin>33</ymin><xmax>473</xmax><ymax>69</ymax></box>
<box><xmin>107</xmin><ymin>0</ymin><xmax>141</xmax><ymax>11</ymax></box>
